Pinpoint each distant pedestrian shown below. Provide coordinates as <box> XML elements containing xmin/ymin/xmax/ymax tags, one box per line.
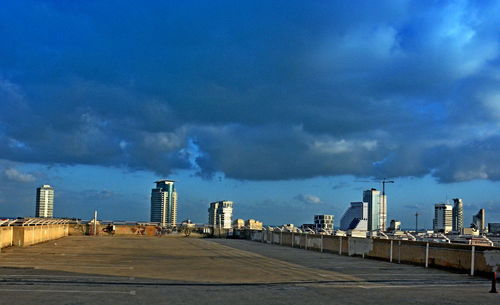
<box><xmin>105</xmin><ymin>224</ymin><xmax>113</xmax><ymax>235</ymax></box>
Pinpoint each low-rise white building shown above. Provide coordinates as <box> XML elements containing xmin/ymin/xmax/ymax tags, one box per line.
<box><xmin>314</xmin><ymin>214</ymin><xmax>334</xmax><ymax>232</ymax></box>
<box><xmin>388</xmin><ymin>219</ymin><xmax>401</xmax><ymax>232</ymax></box>
<box><xmin>245</xmin><ymin>219</ymin><xmax>263</xmax><ymax>230</ymax></box>
<box><xmin>340</xmin><ymin>202</ymin><xmax>368</xmax><ymax>231</ymax></box>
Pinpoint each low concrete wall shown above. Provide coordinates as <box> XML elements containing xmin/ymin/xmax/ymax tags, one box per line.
<box><xmin>0</xmin><ymin>227</ymin><xmax>13</xmax><ymax>248</ymax></box>
<box><xmin>247</xmin><ymin>230</ymin><xmax>500</xmax><ymax>275</ymax></box>
<box><xmin>9</xmin><ymin>224</ymin><xmax>69</xmax><ymax>247</ymax></box>
<box><xmin>69</xmin><ymin>224</ymin><xmax>159</xmax><ymax>236</ymax></box>
<box><xmin>113</xmin><ymin>225</ymin><xmax>157</xmax><ymax>236</ymax></box>
<box><xmin>68</xmin><ymin>223</ymin><xmax>87</xmax><ymax>236</ymax></box>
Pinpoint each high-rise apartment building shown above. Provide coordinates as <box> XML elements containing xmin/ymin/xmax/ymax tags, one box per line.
<box><xmin>340</xmin><ymin>202</ymin><xmax>368</xmax><ymax>231</ymax></box>
<box><xmin>472</xmin><ymin>209</ymin><xmax>485</xmax><ymax>233</ymax></box>
<box><xmin>150</xmin><ymin>180</ymin><xmax>177</xmax><ymax>227</ymax></box>
<box><xmin>380</xmin><ymin>194</ymin><xmax>387</xmax><ymax>231</ymax></box>
<box><xmin>314</xmin><ymin>215</ymin><xmax>334</xmax><ymax>232</ymax></box>
<box><xmin>363</xmin><ymin>189</ymin><xmax>381</xmax><ymax>231</ymax></box>
<box><xmin>35</xmin><ymin>185</ymin><xmax>54</xmax><ymax>218</ymax></box>
<box><xmin>452</xmin><ymin>198</ymin><xmax>464</xmax><ymax>232</ymax></box>
<box><xmin>208</xmin><ymin>201</ymin><xmax>233</xmax><ymax>229</ymax></box>
<box><xmin>433</xmin><ymin>203</ymin><xmax>453</xmax><ymax>233</ymax></box>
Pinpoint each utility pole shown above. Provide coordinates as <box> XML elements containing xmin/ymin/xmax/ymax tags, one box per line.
<box><xmin>415</xmin><ymin>212</ymin><xmax>419</xmax><ymax>233</ymax></box>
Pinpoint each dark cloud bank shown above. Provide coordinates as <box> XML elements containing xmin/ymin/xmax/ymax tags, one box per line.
<box><xmin>1</xmin><ymin>0</ymin><xmax>500</xmax><ymax>183</ymax></box>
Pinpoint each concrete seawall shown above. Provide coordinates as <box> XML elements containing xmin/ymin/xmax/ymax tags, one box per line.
<box><xmin>1</xmin><ymin>224</ymin><xmax>69</xmax><ymax>248</ymax></box>
<box><xmin>246</xmin><ymin>230</ymin><xmax>500</xmax><ymax>276</ymax></box>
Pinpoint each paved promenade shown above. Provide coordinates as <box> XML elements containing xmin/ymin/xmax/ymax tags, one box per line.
<box><xmin>0</xmin><ymin>236</ymin><xmax>497</xmax><ymax>304</ymax></box>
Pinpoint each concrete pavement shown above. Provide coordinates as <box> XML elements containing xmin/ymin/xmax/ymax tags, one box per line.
<box><xmin>0</xmin><ymin>236</ymin><xmax>497</xmax><ymax>304</ymax></box>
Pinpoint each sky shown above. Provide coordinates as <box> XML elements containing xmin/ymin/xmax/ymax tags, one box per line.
<box><xmin>1</xmin><ymin>0</ymin><xmax>500</xmax><ymax>228</ymax></box>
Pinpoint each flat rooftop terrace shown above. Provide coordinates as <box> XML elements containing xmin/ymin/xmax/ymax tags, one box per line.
<box><xmin>0</xmin><ymin>236</ymin><xmax>497</xmax><ymax>304</ymax></box>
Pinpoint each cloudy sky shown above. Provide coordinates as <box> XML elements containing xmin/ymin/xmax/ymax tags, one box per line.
<box><xmin>1</xmin><ymin>0</ymin><xmax>500</xmax><ymax>228</ymax></box>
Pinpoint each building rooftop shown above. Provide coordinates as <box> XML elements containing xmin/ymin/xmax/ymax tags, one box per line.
<box><xmin>0</xmin><ymin>236</ymin><xmax>495</xmax><ymax>304</ymax></box>
<box><xmin>155</xmin><ymin>179</ymin><xmax>175</xmax><ymax>183</ymax></box>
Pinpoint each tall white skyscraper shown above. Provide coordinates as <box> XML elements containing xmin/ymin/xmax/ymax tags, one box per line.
<box><xmin>433</xmin><ymin>203</ymin><xmax>452</xmax><ymax>233</ymax></box>
<box><xmin>340</xmin><ymin>202</ymin><xmax>368</xmax><ymax>231</ymax></box>
<box><xmin>150</xmin><ymin>180</ymin><xmax>177</xmax><ymax>227</ymax></box>
<box><xmin>452</xmin><ymin>198</ymin><xmax>464</xmax><ymax>232</ymax></box>
<box><xmin>208</xmin><ymin>201</ymin><xmax>233</xmax><ymax>229</ymax></box>
<box><xmin>379</xmin><ymin>194</ymin><xmax>387</xmax><ymax>232</ymax></box>
<box><xmin>35</xmin><ymin>185</ymin><xmax>54</xmax><ymax>218</ymax></box>
<box><xmin>363</xmin><ymin>189</ymin><xmax>381</xmax><ymax>231</ymax></box>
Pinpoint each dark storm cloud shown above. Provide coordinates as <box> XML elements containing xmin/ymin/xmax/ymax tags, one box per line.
<box><xmin>1</xmin><ymin>1</ymin><xmax>500</xmax><ymax>182</ymax></box>
<box><xmin>193</xmin><ymin>124</ymin><xmax>383</xmax><ymax>180</ymax></box>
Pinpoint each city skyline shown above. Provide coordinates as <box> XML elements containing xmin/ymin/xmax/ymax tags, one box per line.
<box><xmin>6</xmin><ymin>176</ymin><xmax>496</xmax><ymax>232</ymax></box>
<box><xmin>1</xmin><ymin>1</ymin><xmax>500</xmax><ymax>227</ymax></box>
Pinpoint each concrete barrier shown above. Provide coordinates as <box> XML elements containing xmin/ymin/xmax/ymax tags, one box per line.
<box><xmin>0</xmin><ymin>227</ymin><xmax>13</xmax><ymax>248</ymax></box>
<box><xmin>6</xmin><ymin>224</ymin><xmax>69</xmax><ymax>247</ymax></box>
<box><xmin>68</xmin><ymin>224</ymin><xmax>164</xmax><ymax>236</ymax></box>
<box><xmin>248</xmin><ymin>230</ymin><xmax>500</xmax><ymax>275</ymax></box>
<box><xmin>68</xmin><ymin>223</ymin><xmax>87</xmax><ymax>236</ymax></box>
<box><xmin>114</xmin><ymin>225</ymin><xmax>160</xmax><ymax>236</ymax></box>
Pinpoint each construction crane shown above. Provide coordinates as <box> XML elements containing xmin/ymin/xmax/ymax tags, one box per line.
<box><xmin>354</xmin><ymin>178</ymin><xmax>394</xmax><ymax>196</ymax></box>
